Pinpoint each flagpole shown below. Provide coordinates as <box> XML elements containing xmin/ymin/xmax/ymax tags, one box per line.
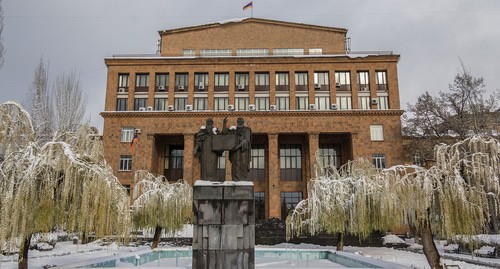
<box><xmin>251</xmin><ymin>2</ymin><xmax>253</xmax><ymax>18</ymax></box>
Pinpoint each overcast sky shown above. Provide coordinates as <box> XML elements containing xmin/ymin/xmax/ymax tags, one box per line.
<box><xmin>0</xmin><ymin>0</ymin><xmax>499</xmax><ymax>131</ymax></box>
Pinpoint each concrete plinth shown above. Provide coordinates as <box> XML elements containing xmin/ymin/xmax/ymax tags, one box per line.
<box><xmin>192</xmin><ymin>180</ymin><xmax>255</xmax><ymax>269</ymax></box>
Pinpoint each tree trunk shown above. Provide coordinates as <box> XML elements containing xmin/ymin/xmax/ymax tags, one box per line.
<box><xmin>421</xmin><ymin>213</ymin><xmax>443</xmax><ymax>269</ymax></box>
<box><xmin>151</xmin><ymin>226</ymin><xmax>162</xmax><ymax>249</ymax></box>
<box><xmin>336</xmin><ymin>232</ymin><xmax>344</xmax><ymax>251</ymax></box>
<box><xmin>81</xmin><ymin>231</ymin><xmax>87</xmax><ymax>244</ymax></box>
<box><xmin>18</xmin><ymin>234</ymin><xmax>31</xmax><ymax>269</ymax></box>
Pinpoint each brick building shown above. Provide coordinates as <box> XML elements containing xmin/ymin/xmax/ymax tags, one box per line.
<box><xmin>101</xmin><ymin>18</ymin><xmax>404</xmax><ymax>220</ymax></box>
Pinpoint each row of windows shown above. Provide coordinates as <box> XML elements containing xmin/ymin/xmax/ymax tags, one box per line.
<box><xmin>117</xmin><ymin>71</ymin><xmax>388</xmax><ymax>93</ymax></box>
<box><xmin>182</xmin><ymin>48</ymin><xmax>322</xmax><ymax>57</ymax></box>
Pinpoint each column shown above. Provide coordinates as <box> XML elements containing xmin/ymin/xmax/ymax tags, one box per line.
<box><xmin>183</xmin><ymin>133</ymin><xmax>195</xmax><ymax>185</ymax></box>
<box><xmin>307</xmin><ymin>133</ymin><xmax>320</xmax><ymax>186</ymax></box>
<box><xmin>350</xmin><ymin>70</ymin><xmax>359</xmax><ymax>109</ymax></box>
<box><xmin>267</xmin><ymin>133</ymin><xmax>280</xmax><ymax>218</ymax></box>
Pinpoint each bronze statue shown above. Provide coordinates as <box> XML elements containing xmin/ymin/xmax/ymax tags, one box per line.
<box><xmin>193</xmin><ymin>118</ymin><xmax>223</xmax><ymax>181</ymax></box>
<box><xmin>223</xmin><ymin>117</ymin><xmax>252</xmax><ymax>181</ymax></box>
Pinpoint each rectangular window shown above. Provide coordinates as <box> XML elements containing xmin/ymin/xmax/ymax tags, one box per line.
<box><xmin>335</xmin><ymin>71</ymin><xmax>351</xmax><ymax>91</ymax></box>
<box><xmin>116</xmin><ymin>98</ymin><xmax>128</xmax><ymax>111</ymax></box>
<box><xmin>155</xmin><ymin>73</ymin><xmax>169</xmax><ymax>91</ymax></box>
<box><xmin>237</xmin><ymin>48</ymin><xmax>269</xmax><ymax>56</ymax></box>
<box><xmin>121</xmin><ymin>127</ymin><xmax>135</xmax><ymax>142</ymax></box>
<box><xmin>273</xmin><ymin>48</ymin><xmax>304</xmax><ymax>55</ymax></box>
<box><xmin>372</xmin><ymin>154</ymin><xmax>386</xmax><ymax>169</ymax></box>
<box><xmin>377</xmin><ymin>96</ymin><xmax>389</xmax><ymax>109</ymax></box>
<box><xmin>134</xmin><ymin>98</ymin><xmax>148</xmax><ymax>111</ymax></box>
<box><xmin>195</xmin><ymin>73</ymin><xmax>208</xmax><ymax>87</ymax></box>
<box><xmin>235</xmin><ymin>73</ymin><xmax>249</xmax><ymax>86</ymax></box>
<box><xmin>309</xmin><ymin>48</ymin><xmax>323</xmax><ymax>55</ymax></box>
<box><xmin>154</xmin><ymin>98</ymin><xmax>168</xmax><ymax>111</ymax></box>
<box><xmin>280</xmin><ymin>144</ymin><xmax>302</xmax><ymax>181</ymax></box>
<box><xmin>200</xmin><ymin>49</ymin><xmax>232</xmax><ymax>56</ymax></box>
<box><xmin>214</xmin><ymin>73</ymin><xmax>229</xmax><ymax>86</ymax></box>
<box><xmin>370</xmin><ymin>125</ymin><xmax>384</xmax><ymax>141</ymax></box>
<box><xmin>336</xmin><ymin>96</ymin><xmax>352</xmax><ymax>110</ymax></box>
<box><xmin>376</xmin><ymin>71</ymin><xmax>388</xmax><ymax>92</ymax></box>
<box><xmin>194</xmin><ymin>97</ymin><xmax>208</xmax><ymax>111</ymax></box>
<box><xmin>135</xmin><ymin>73</ymin><xmax>149</xmax><ymax>92</ymax></box>
<box><xmin>319</xmin><ymin>144</ymin><xmax>341</xmax><ymax>170</ymax></box>
<box><xmin>175</xmin><ymin>73</ymin><xmax>188</xmax><ymax>88</ymax></box>
<box><xmin>315</xmin><ymin>97</ymin><xmax>330</xmax><ymax>111</ymax></box>
<box><xmin>276</xmin><ymin>97</ymin><xmax>290</xmax><ymax>110</ymax></box>
<box><xmin>119</xmin><ymin>155</ymin><xmax>132</xmax><ymax>171</ymax></box>
<box><xmin>357</xmin><ymin>71</ymin><xmax>370</xmax><ymax>91</ymax></box>
<box><xmin>255</xmin><ymin>97</ymin><xmax>269</xmax><ymax>111</ymax></box>
<box><xmin>358</xmin><ymin>96</ymin><xmax>371</xmax><ymax>110</ymax></box>
<box><xmin>118</xmin><ymin>74</ymin><xmax>130</xmax><ymax>89</ymax></box>
<box><xmin>281</xmin><ymin>192</ymin><xmax>302</xmax><ymax>219</ymax></box>
<box><xmin>296</xmin><ymin>97</ymin><xmax>309</xmax><ymax>110</ymax></box>
<box><xmin>174</xmin><ymin>98</ymin><xmax>187</xmax><ymax>111</ymax></box>
<box><xmin>255</xmin><ymin>192</ymin><xmax>266</xmax><ymax>220</ymax></box>
<box><xmin>255</xmin><ymin>73</ymin><xmax>270</xmax><ymax>86</ymax></box>
<box><xmin>250</xmin><ymin>145</ymin><xmax>265</xmax><ymax>181</ymax></box>
<box><xmin>295</xmin><ymin>72</ymin><xmax>308</xmax><ymax>86</ymax></box>
<box><xmin>235</xmin><ymin>97</ymin><xmax>248</xmax><ymax>111</ymax></box>
<box><xmin>182</xmin><ymin>49</ymin><xmax>195</xmax><ymax>56</ymax></box>
<box><xmin>314</xmin><ymin>72</ymin><xmax>329</xmax><ymax>85</ymax></box>
<box><xmin>164</xmin><ymin>145</ymin><xmax>184</xmax><ymax>181</ymax></box>
<box><xmin>214</xmin><ymin>97</ymin><xmax>228</xmax><ymax>111</ymax></box>
<box><xmin>276</xmin><ymin>72</ymin><xmax>289</xmax><ymax>86</ymax></box>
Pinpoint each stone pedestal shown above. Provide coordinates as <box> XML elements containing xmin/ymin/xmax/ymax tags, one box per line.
<box><xmin>192</xmin><ymin>180</ymin><xmax>255</xmax><ymax>269</ymax></box>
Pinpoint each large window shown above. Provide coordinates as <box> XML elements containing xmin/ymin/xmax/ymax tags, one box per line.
<box><xmin>121</xmin><ymin>127</ymin><xmax>135</xmax><ymax>142</ymax></box>
<box><xmin>276</xmin><ymin>97</ymin><xmax>290</xmax><ymax>110</ymax></box>
<box><xmin>194</xmin><ymin>97</ymin><xmax>208</xmax><ymax>111</ymax></box>
<box><xmin>276</xmin><ymin>73</ymin><xmax>289</xmax><ymax>91</ymax></box>
<box><xmin>174</xmin><ymin>97</ymin><xmax>187</xmax><ymax>111</ymax></box>
<box><xmin>135</xmin><ymin>73</ymin><xmax>149</xmax><ymax>92</ymax></box>
<box><xmin>315</xmin><ymin>96</ymin><xmax>330</xmax><ymax>110</ymax></box>
<box><xmin>376</xmin><ymin>71</ymin><xmax>388</xmax><ymax>92</ymax></box>
<box><xmin>255</xmin><ymin>97</ymin><xmax>269</xmax><ymax>111</ymax></box>
<box><xmin>134</xmin><ymin>98</ymin><xmax>148</xmax><ymax>111</ymax></box>
<box><xmin>200</xmin><ymin>49</ymin><xmax>232</xmax><ymax>57</ymax></box>
<box><xmin>359</xmin><ymin>96</ymin><xmax>371</xmax><ymax>110</ymax></box>
<box><xmin>237</xmin><ymin>48</ymin><xmax>269</xmax><ymax>56</ymax></box>
<box><xmin>296</xmin><ymin>97</ymin><xmax>309</xmax><ymax>110</ymax></box>
<box><xmin>215</xmin><ymin>73</ymin><xmax>229</xmax><ymax>92</ymax></box>
<box><xmin>255</xmin><ymin>72</ymin><xmax>270</xmax><ymax>91</ymax></box>
<box><xmin>235</xmin><ymin>97</ymin><xmax>249</xmax><ymax>111</ymax></box>
<box><xmin>250</xmin><ymin>145</ymin><xmax>265</xmax><ymax>181</ymax></box>
<box><xmin>118</xmin><ymin>74</ymin><xmax>130</xmax><ymax>91</ymax></box>
<box><xmin>357</xmin><ymin>71</ymin><xmax>370</xmax><ymax>92</ymax></box>
<box><xmin>377</xmin><ymin>96</ymin><xmax>389</xmax><ymax>109</ymax></box>
<box><xmin>372</xmin><ymin>154</ymin><xmax>386</xmax><ymax>169</ymax></box>
<box><xmin>273</xmin><ymin>48</ymin><xmax>304</xmax><ymax>55</ymax></box>
<box><xmin>280</xmin><ymin>144</ymin><xmax>302</xmax><ymax>181</ymax></box>
<box><xmin>214</xmin><ymin>97</ymin><xmax>228</xmax><ymax>111</ymax></box>
<box><xmin>164</xmin><ymin>145</ymin><xmax>184</xmax><ymax>181</ymax></box>
<box><xmin>319</xmin><ymin>144</ymin><xmax>341</xmax><ymax>170</ymax></box>
<box><xmin>235</xmin><ymin>73</ymin><xmax>249</xmax><ymax>90</ymax></box>
<box><xmin>295</xmin><ymin>72</ymin><xmax>308</xmax><ymax>92</ymax></box>
<box><xmin>255</xmin><ymin>192</ymin><xmax>266</xmax><ymax>220</ymax></box>
<box><xmin>116</xmin><ymin>98</ymin><xmax>128</xmax><ymax>111</ymax></box>
<box><xmin>336</xmin><ymin>96</ymin><xmax>352</xmax><ymax>110</ymax></box>
<box><xmin>119</xmin><ymin>155</ymin><xmax>132</xmax><ymax>171</ymax></box>
<box><xmin>281</xmin><ymin>192</ymin><xmax>302</xmax><ymax>219</ymax></box>
<box><xmin>335</xmin><ymin>71</ymin><xmax>351</xmax><ymax>91</ymax></box>
<box><xmin>314</xmin><ymin>72</ymin><xmax>329</xmax><ymax>88</ymax></box>
<box><xmin>154</xmin><ymin>98</ymin><xmax>168</xmax><ymax>111</ymax></box>
<box><xmin>175</xmin><ymin>73</ymin><xmax>188</xmax><ymax>91</ymax></box>
<box><xmin>370</xmin><ymin>125</ymin><xmax>384</xmax><ymax>141</ymax></box>
<box><xmin>155</xmin><ymin>73</ymin><xmax>169</xmax><ymax>91</ymax></box>
<box><xmin>195</xmin><ymin>73</ymin><xmax>208</xmax><ymax>90</ymax></box>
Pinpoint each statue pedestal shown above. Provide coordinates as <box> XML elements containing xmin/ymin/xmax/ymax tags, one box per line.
<box><xmin>192</xmin><ymin>180</ymin><xmax>255</xmax><ymax>269</ymax></box>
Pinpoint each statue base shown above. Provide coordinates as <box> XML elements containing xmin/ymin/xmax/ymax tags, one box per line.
<box><xmin>192</xmin><ymin>180</ymin><xmax>255</xmax><ymax>269</ymax></box>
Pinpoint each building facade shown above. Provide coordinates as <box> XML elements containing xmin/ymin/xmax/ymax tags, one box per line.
<box><xmin>102</xmin><ymin>18</ymin><xmax>403</xmax><ymax>220</ymax></box>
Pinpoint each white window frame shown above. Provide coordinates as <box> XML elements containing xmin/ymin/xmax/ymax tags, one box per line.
<box><xmin>370</xmin><ymin>125</ymin><xmax>384</xmax><ymax>141</ymax></box>
<box><xmin>119</xmin><ymin>155</ymin><xmax>132</xmax><ymax>171</ymax></box>
<box><xmin>121</xmin><ymin>127</ymin><xmax>135</xmax><ymax>142</ymax></box>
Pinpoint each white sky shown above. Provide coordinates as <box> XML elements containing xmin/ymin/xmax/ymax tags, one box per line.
<box><xmin>0</xmin><ymin>0</ymin><xmax>499</xmax><ymax>131</ymax></box>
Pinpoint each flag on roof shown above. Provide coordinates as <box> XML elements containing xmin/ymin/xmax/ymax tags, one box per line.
<box><xmin>243</xmin><ymin>2</ymin><xmax>253</xmax><ymax>10</ymax></box>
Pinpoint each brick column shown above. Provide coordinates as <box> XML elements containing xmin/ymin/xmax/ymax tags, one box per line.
<box><xmin>267</xmin><ymin>133</ymin><xmax>280</xmax><ymax>218</ymax></box>
<box><xmin>350</xmin><ymin>70</ymin><xmax>359</xmax><ymax>109</ymax></box>
<box><xmin>183</xmin><ymin>133</ymin><xmax>195</xmax><ymax>185</ymax></box>
<box><xmin>307</xmin><ymin>133</ymin><xmax>320</xmax><ymax>193</ymax></box>
<box><xmin>148</xmin><ymin>71</ymin><xmax>155</xmax><ymax>108</ymax></box>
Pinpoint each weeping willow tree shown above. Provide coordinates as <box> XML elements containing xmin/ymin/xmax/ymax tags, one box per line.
<box><xmin>131</xmin><ymin>170</ymin><xmax>192</xmax><ymax>249</ymax></box>
<box><xmin>0</xmin><ymin>101</ymin><xmax>131</xmax><ymax>269</ymax></box>
<box><xmin>287</xmin><ymin>136</ymin><xmax>500</xmax><ymax>269</ymax></box>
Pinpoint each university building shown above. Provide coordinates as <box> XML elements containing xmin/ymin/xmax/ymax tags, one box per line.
<box><xmin>101</xmin><ymin>18</ymin><xmax>404</xmax><ymax>220</ymax></box>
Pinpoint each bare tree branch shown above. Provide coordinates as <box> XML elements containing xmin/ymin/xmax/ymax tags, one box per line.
<box><xmin>0</xmin><ymin>0</ymin><xmax>5</xmax><ymax>68</ymax></box>
<box><xmin>53</xmin><ymin>70</ymin><xmax>88</xmax><ymax>134</ymax></box>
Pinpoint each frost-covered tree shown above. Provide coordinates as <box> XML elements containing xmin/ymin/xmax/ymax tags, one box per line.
<box><xmin>0</xmin><ymin>0</ymin><xmax>5</xmax><ymax>68</ymax></box>
<box><xmin>287</xmin><ymin>136</ymin><xmax>500</xmax><ymax>269</ymax></box>
<box><xmin>132</xmin><ymin>170</ymin><xmax>192</xmax><ymax>249</ymax></box>
<box><xmin>53</xmin><ymin>70</ymin><xmax>88</xmax><ymax>134</ymax></box>
<box><xmin>0</xmin><ymin>101</ymin><xmax>131</xmax><ymax>269</ymax></box>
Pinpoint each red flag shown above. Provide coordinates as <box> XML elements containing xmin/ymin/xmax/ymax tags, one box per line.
<box><xmin>130</xmin><ymin>132</ymin><xmax>139</xmax><ymax>148</ymax></box>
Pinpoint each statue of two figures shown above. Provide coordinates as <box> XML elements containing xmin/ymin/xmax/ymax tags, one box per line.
<box><xmin>193</xmin><ymin>117</ymin><xmax>252</xmax><ymax>182</ymax></box>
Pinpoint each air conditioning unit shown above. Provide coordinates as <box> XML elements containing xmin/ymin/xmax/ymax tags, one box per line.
<box><xmin>330</xmin><ymin>103</ymin><xmax>338</xmax><ymax>110</ymax></box>
<box><xmin>248</xmin><ymin>104</ymin><xmax>256</xmax><ymax>111</ymax></box>
<box><xmin>139</xmin><ymin>107</ymin><xmax>146</xmax><ymax>111</ymax></box>
<box><xmin>309</xmin><ymin>104</ymin><xmax>317</xmax><ymax>110</ymax></box>
<box><xmin>270</xmin><ymin>105</ymin><xmax>277</xmax><ymax>111</ymax></box>
<box><xmin>198</xmin><ymin>84</ymin><xmax>205</xmax><ymax>90</ymax></box>
<box><xmin>314</xmin><ymin>83</ymin><xmax>321</xmax><ymax>89</ymax></box>
<box><xmin>335</xmin><ymin>82</ymin><xmax>341</xmax><ymax>88</ymax></box>
<box><xmin>186</xmin><ymin>104</ymin><xmax>193</xmax><ymax>111</ymax></box>
<box><xmin>135</xmin><ymin>129</ymin><xmax>141</xmax><ymax>134</ymax></box>
<box><xmin>227</xmin><ymin>104</ymin><xmax>235</xmax><ymax>111</ymax></box>
<box><xmin>177</xmin><ymin>85</ymin><xmax>185</xmax><ymax>91</ymax></box>
<box><xmin>237</xmin><ymin>84</ymin><xmax>245</xmax><ymax>90</ymax></box>
<box><xmin>158</xmin><ymin>86</ymin><xmax>166</xmax><ymax>91</ymax></box>
<box><xmin>371</xmin><ymin>98</ymin><xmax>378</xmax><ymax>105</ymax></box>
<box><xmin>146</xmin><ymin>106</ymin><xmax>153</xmax><ymax>111</ymax></box>
<box><xmin>118</xmin><ymin>88</ymin><xmax>126</xmax><ymax>93</ymax></box>
<box><xmin>360</xmin><ymin>86</ymin><xmax>369</xmax><ymax>91</ymax></box>
<box><xmin>168</xmin><ymin>105</ymin><xmax>175</xmax><ymax>111</ymax></box>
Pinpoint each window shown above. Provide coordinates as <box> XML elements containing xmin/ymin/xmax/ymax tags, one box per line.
<box><xmin>237</xmin><ymin>48</ymin><xmax>268</xmax><ymax>56</ymax></box>
<box><xmin>250</xmin><ymin>145</ymin><xmax>266</xmax><ymax>181</ymax></box>
<box><xmin>336</xmin><ymin>96</ymin><xmax>352</xmax><ymax>110</ymax></box>
<box><xmin>235</xmin><ymin>97</ymin><xmax>248</xmax><ymax>111</ymax></box>
<box><xmin>376</xmin><ymin>71</ymin><xmax>387</xmax><ymax>92</ymax></box>
<box><xmin>296</xmin><ymin>97</ymin><xmax>309</xmax><ymax>110</ymax></box>
<box><xmin>121</xmin><ymin>127</ymin><xmax>135</xmax><ymax>142</ymax></box>
<box><xmin>276</xmin><ymin>97</ymin><xmax>290</xmax><ymax>110</ymax></box>
<box><xmin>357</xmin><ymin>71</ymin><xmax>370</xmax><ymax>91</ymax></box>
<box><xmin>182</xmin><ymin>49</ymin><xmax>195</xmax><ymax>56</ymax></box>
<box><xmin>164</xmin><ymin>145</ymin><xmax>184</xmax><ymax>181</ymax></box>
<box><xmin>273</xmin><ymin>48</ymin><xmax>304</xmax><ymax>55</ymax></box>
<box><xmin>281</xmin><ymin>192</ymin><xmax>302</xmax><ymax>219</ymax></box>
<box><xmin>200</xmin><ymin>49</ymin><xmax>231</xmax><ymax>56</ymax></box>
<box><xmin>155</xmin><ymin>73</ymin><xmax>169</xmax><ymax>91</ymax></box>
<box><xmin>255</xmin><ymin>97</ymin><xmax>269</xmax><ymax>111</ymax></box>
<box><xmin>319</xmin><ymin>144</ymin><xmax>341</xmax><ymax>170</ymax></box>
<box><xmin>295</xmin><ymin>72</ymin><xmax>308</xmax><ymax>86</ymax></box>
<box><xmin>280</xmin><ymin>144</ymin><xmax>302</xmax><ymax>181</ymax></box>
<box><xmin>255</xmin><ymin>192</ymin><xmax>265</xmax><ymax>220</ymax></box>
<box><xmin>413</xmin><ymin>153</ymin><xmax>423</xmax><ymax>167</ymax></box>
<box><xmin>118</xmin><ymin>74</ymin><xmax>130</xmax><ymax>89</ymax></box>
<box><xmin>358</xmin><ymin>96</ymin><xmax>371</xmax><ymax>110</ymax></box>
<box><xmin>116</xmin><ymin>98</ymin><xmax>128</xmax><ymax>111</ymax></box>
<box><xmin>235</xmin><ymin>73</ymin><xmax>249</xmax><ymax>87</ymax></box>
<box><xmin>119</xmin><ymin>155</ymin><xmax>132</xmax><ymax>171</ymax></box>
<box><xmin>174</xmin><ymin>98</ymin><xmax>187</xmax><ymax>111</ymax></box>
<box><xmin>315</xmin><ymin>96</ymin><xmax>330</xmax><ymax>110</ymax></box>
<box><xmin>214</xmin><ymin>97</ymin><xmax>228</xmax><ymax>111</ymax></box>
<box><xmin>135</xmin><ymin>74</ymin><xmax>149</xmax><ymax>87</ymax></box>
<box><xmin>335</xmin><ymin>71</ymin><xmax>351</xmax><ymax>91</ymax></box>
<box><xmin>309</xmin><ymin>48</ymin><xmax>323</xmax><ymax>55</ymax></box>
<box><xmin>175</xmin><ymin>73</ymin><xmax>188</xmax><ymax>88</ymax></box>
<box><xmin>215</xmin><ymin>73</ymin><xmax>229</xmax><ymax>86</ymax></box>
<box><xmin>123</xmin><ymin>184</ymin><xmax>131</xmax><ymax>196</ymax></box>
<box><xmin>314</xmin><ymin>72</ymin><xmax>329</xmax><ymax>85</ymax></box>
<box><xmin>134</xmin><ymin>98</ymin><xmax>148</xmax><ymax>111</ymax></box>
<box><xmin>370</xmin><ymin>125</ymin><xmax>384</xmax><ymax>141</ymax></box>
<box><xmin>195</xmin><ymin>73</ymin><xmax>208</xmax><ymax>87</ymax></box>
<box><xmin>372</xmin><ymin>154</ymin><xmax>386</xmax><ymax>169</ymax></box>
<box><xmin>217</xmin><ymin>151</ymin><xmax>226</xmax><ymax>181</ymax></box>
<box><xmin>194</xmin><ymin>97</ymin><xmax>208</xmax><ymax>111</ymax></box>
<box><xmin>377</xmin><ymin>96</ymin><xmax>389</xmax><ymax>109</ymax></box>
<box><xmin>255</xmin><ymin>72</ymin><xmax>270</xmax><ymax>91</ymax></box>
<box><xmin>154</xmin><ymin>98</ymin><xmax>168</xmax><ymax>111</ymax></box>
<box><xmin>276</xmin><ymin>73</ymin><xmax>289</xmax><ymax>86</ymax></box>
